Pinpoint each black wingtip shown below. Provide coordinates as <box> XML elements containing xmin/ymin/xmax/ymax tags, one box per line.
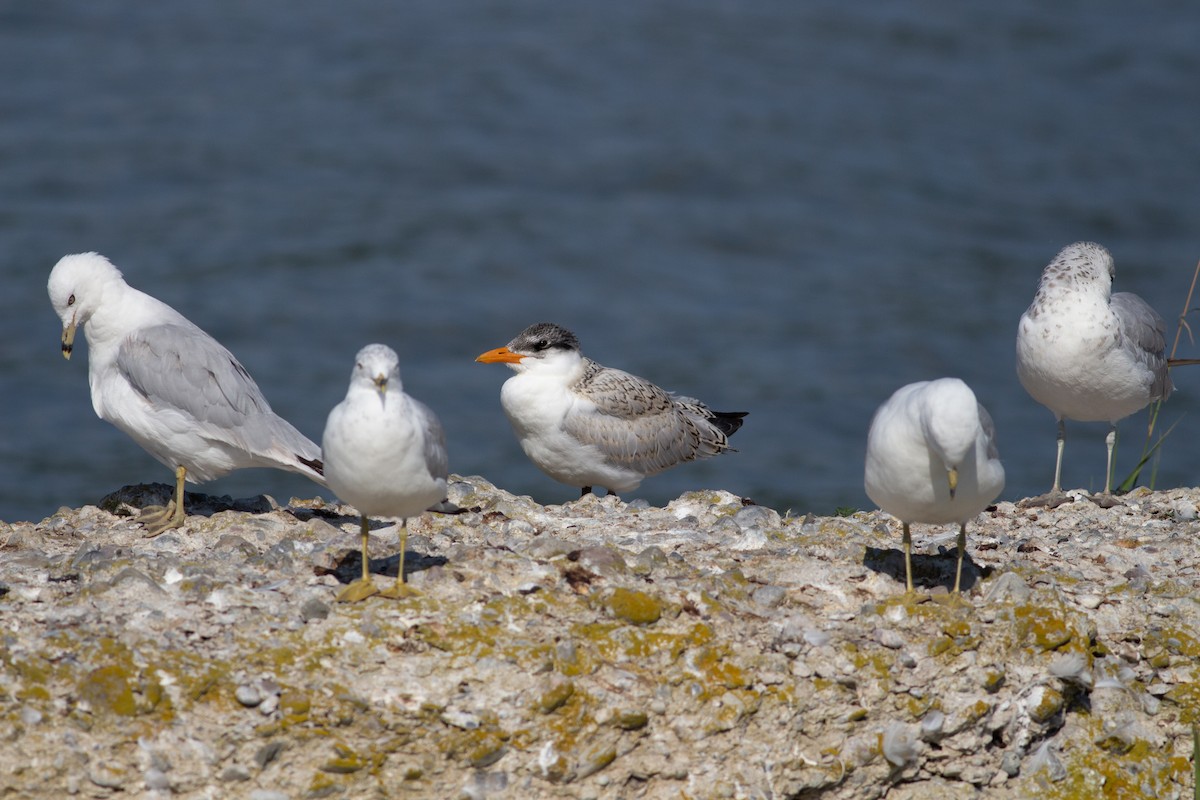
<box><xmin>712</xmin><ymin>411</ymin><xmax>748</xmax><ymax>437</ymax></box>
<box><xmin>298</xmin><ymin>456</ymin><xmax>324</xmax><ymax>477</ymax></box>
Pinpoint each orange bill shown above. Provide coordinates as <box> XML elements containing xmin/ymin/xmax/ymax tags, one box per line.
<box><xmin>476</xmin><ymin>346</ymin><xmax>524</xmax><ymax>364</ymax></box>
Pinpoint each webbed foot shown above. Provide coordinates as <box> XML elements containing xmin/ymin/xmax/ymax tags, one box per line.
<box><xmin>336</xmin><ymin>578</ymin><xmax>381</xmax><ymax>603</ymax></box>
<box><xmin>140</xmin><ymin>501</ymin><xmax>185</xmax><ymax>537</ymax></box>
<box><xmin>377</xmin><ymin>581</ymin><xmax>422</xmax><ymax>600</ymax></box>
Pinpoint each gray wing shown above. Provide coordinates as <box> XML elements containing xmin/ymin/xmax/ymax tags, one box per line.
<box><xmin>1111</xmin><ymin>292</ymin><xmax>1172</xmax><ymax>400</ymax></box>
<box><xmin>977</xmin><ymin>402</ymin><xmax>1001</xmax><ymax>461</ymax></box>
<box><xmin>412</xmin><ymin>398</ymin><xmax>450</xmax><ymax>482</ymax></box>
<box><xmin>116</xmin><ymin>323</ymin><xmax>321</xmax><ymax>460</ymax></box>
<box><xmin>562</xmin><ymin>361</ymin><xmax>732</xmax><ymax>475</ymax></box>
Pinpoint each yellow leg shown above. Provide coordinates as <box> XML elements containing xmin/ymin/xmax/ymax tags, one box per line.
<box><xmin>141</xmin><ymin>465</ymin><xmax>188</xmax><ymax>537</ymax></box>
<box><xmin>902</xmin><ymin>522</ymin><xmax>914</xmax><ymax>593</ymax></box>
<box><xmin>379</xmin><ymin>518</ymin><xmax>421</xmax><ymax>599</ymax></box>
<box><xmin>953</xmin><ymin>523</ymin><xmax>966</xmax><ymax>594</ymax></box>
<box><xmin>336</xmin><ymin>515</ymin><xmax>380</xmax><ymax>603</ymax></box>
<box><xmin>360</xmin><ymin>516</ymin><xmax>371</xmax><ymax>583</ymax></box>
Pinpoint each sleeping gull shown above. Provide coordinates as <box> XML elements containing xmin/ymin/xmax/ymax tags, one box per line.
<box><xmin>322</xmin><ymin>344</ymin><xmax>448</xmax><ymax>602</ymax></box>
<box><xmin>1016</xmin><ymin>242</ymin><xmax>1171</xmax><ymax>499</ymax></box>
<box><xmin>864</xmin><ymin>378</ymin><xmax>1005</xmax><ymax>594</ymax></box>
<box><xmin>47</xmin><ymin>252</ymin><xmax>324</xmax><ymax>535</ymax></box>
<box><xmin>476</xmin><ymin>322</ymin><xmax>746</xmax><ymax>497</ymax></box>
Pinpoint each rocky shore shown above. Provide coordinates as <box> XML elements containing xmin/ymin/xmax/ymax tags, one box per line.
<box><xmin>1</xmin><ymin>477</ymin><xmax>1198</xmax><ymax>799</ymax></box>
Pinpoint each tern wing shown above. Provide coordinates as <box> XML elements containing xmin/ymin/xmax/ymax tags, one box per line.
<box><xmin>563</xmin><ymin>361</ymin><xmax>733</xmax><ymax>475</ymax></box>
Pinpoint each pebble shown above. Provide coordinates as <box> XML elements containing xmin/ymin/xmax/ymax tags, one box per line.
<box><xmin>220</xmin><ymin>765</ymin><xmax>252</xmax><ymax>782</ymax></box>
<box><xmin>88</xmin><ymin>764</ymin><xmax>126</xmax><ymax>790</ymax></box>
<box><xmin>144</xmin><ymin>768</ymin><xmax>171</xmax><ymax>791</ymax></box>
<box><xmin>751</xmin><ymin>585</ymin><xmax>787</xmax><ymax>608</ymax></box>
<box><xmin>236</xmin><ymin>684</ymin><xmax>264</xmax><ymax>708</ymax></box>
<box><xmin>874</xmin><ymin>628</ymin><xmax>906</xmax><ymax>649</ymax></box>
<box><xmin>299</xmin><ymin>596</ymin><xmax>330</xmax><ymax>621</ymax></box>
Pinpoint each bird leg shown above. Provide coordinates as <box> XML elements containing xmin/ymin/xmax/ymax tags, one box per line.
<box><xmin>379</xmin><ymin>517</ymin><xmax>421</xmax><ymax>599</ymax></box>
<box><xmin>1052</xmin><ymin>419</ymin><xmax>1066</xmax><ymax>494</ymax></box>
<box><xmin>902</xmin><ymin>522</ymin><xmax>914</xmax><ymax>593</ymax></box>
<box><xmin>140</xmin><ymin>465</ymin><xmax>188</xmax><ymax>537</ymax></box>
<box><xmin>336</xmin><ymin>515</ymin><xmax>380</xmax><ymax>603</ymax></box>
<box><xmin>1103</xmin><ymin>425</ymin><xmax>1117</xmax><ymax>496</ymax></box>
<box><xmin>953</xmin><ymin>523</ymin><xmax>966</xmax><ymax>594</ymax></box>
<box><xmin>1020</xmin><ymin>421</ymin><xmax>1072</xmax><ymax>509</ymax></box>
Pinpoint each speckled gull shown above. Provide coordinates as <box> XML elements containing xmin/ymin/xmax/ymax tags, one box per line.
<box><xmin>322</xmin><ymin>344</ymin><xmax>449</xmax><ymax>603</ymax></box>
<box><xmin>864</xmin><ymin>378</ymin><xmax>1005</xmax><ymax>593</ymax></box>
<box><xmin>476</xmin><ymin>322</ymin><xmax>746</xmax><ymax>497</ymax></box>
<box><xmin>47</xmin><ymin>252</ymin><xmax>325</xmax><ymax>535</ymax></box>
<box><xmin>1016</xmin><ymin>242</ymin><xmax>1172</xmax><ymax>498</ymax></box>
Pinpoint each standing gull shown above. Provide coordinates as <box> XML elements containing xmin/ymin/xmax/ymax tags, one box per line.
<box><xmin>476</xmin><ymin>322</ymin><xmax>746</xmax><ymax>497</ymax></box>
<box><xmin>47</xmin><ymin>252</ymin><xmax>324</xmax><ymax>535</ymax></box>
<box><xmin>322</xmin><ymin>344</ymin><xmax>448</xmax><ymax>603</ymax></box>
<box><xmin>864</xmin><ymin>378</ymin><xmax>1005</xmax><ymax>594</ymax></box>
<box><xmin>1016</xmin><ymin>242</ymin><xmax>1172</xmax><ymax>499</ymax></box>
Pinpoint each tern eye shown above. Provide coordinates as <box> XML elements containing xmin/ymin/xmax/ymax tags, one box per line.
<box><xmin>532</xmin><ymin>339</ymin><xmax>549</xmax><ymax>351</ymax></box>
<box><xmin>67</xmin><ymin>294</ymin><xmax>75</xmax><ymax>306</ymax></box>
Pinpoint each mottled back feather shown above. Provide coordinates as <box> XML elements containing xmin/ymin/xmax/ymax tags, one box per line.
<box><xmin>562</xmin><ymin>358</ymin><xmax>741</xmax><ymax>476</ymax></box>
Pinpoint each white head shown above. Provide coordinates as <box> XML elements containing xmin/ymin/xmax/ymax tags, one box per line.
<box><xmin>475</xmin><ymin>322</ymin><xmax>583</xmax><ymax>375</ymax></box>
<box><xmin>919</xmin><ymin>378</ymin><xmax>981</xmax><ymax>496</ymax></box>
<box><xmin>47</xmin><ymin>252</ymin><xmax>127</xmax><ymax>359</ymax></box>
<box><xmin>349</xmin><ymin>343</ymin><xmax>403</xmax><ymax>405</ymax></box>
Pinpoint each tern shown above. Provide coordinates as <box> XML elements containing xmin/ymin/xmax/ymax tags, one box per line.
<box><xmin>476</xmin><ymin>322</ymin><xmax>746</xmax><ymax>497</ymax></box>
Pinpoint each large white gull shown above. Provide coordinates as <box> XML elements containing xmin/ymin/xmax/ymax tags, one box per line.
<box><xmin>1016</xmin><ymin>242</ymin><xmax>1171</xmax><ymax>499</ymax></box>
<box><xmin>47</xmin><ymin>252</ymin><xmax>325</xmax><ymax>534</ymax></box>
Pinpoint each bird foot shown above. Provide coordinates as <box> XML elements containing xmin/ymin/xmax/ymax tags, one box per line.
<box><xmin>896</xmin><ymin>590</ymin><xmax>931</xmax><ymax>607</ymax></box>
<box><xmin>336</xmin><ymin>579</ymin><xmax>381</xmax><ymax>603</ymax></box>
<box><xmin>139</xmin><ymin>502</ymin><xmax>185</xmax><ymax>537</ymax></box>
<box><xmin>930</xmin><ymin>591</ymin><xmax>972</xmax><ymax>609</ymax></box>
<box><xmin>377</xmin><ymin>582</ymin><xmax>422</xmax><ymax>600</ymax></box>
<box><xmin>1087</xmin><ymin>493</ymin><xmax>1123</xmax><ymax>509</ymax></box>
<box><xmin>1017</xmin><ymin>491</ymin><xmax>1073</xmax><ymax>510</ymax></box>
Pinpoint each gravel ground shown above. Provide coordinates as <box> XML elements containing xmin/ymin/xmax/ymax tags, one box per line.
<box><xmin>1</xmin><ymin>477</ymin><xmax>1198</xmax><ymax>799</ymax></box>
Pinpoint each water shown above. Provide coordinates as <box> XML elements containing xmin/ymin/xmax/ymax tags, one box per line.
<box><xmin>2</xmin><ymin>1</ymin><xmax>1197</xmax><ymax>523</ymax></box>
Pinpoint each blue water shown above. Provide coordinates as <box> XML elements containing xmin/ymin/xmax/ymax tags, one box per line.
<box><xmin>2</xmin><ymin>1</ymin><xmax>1198</xmax><ymax>523</ymax></box>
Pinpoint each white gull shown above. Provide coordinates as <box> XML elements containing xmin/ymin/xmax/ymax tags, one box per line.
<box><xmin>322</xmin><ymin>344</ymin><xmax>448</xmax><ymax>602</ymax></box>
<box><xmin>865</xmin><ymin>378</ymin><xmax>1005</xmax><ymax>593</ymax></box>
<box><xmin>1016</xmin><ymin>242</ymin><xmax>1171</xmax><ymax>498</ymax></box>
<box><xmin>47</xmin><ymin>252</ymin><xmax>324</xmax><ymax>534</ymax></box>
